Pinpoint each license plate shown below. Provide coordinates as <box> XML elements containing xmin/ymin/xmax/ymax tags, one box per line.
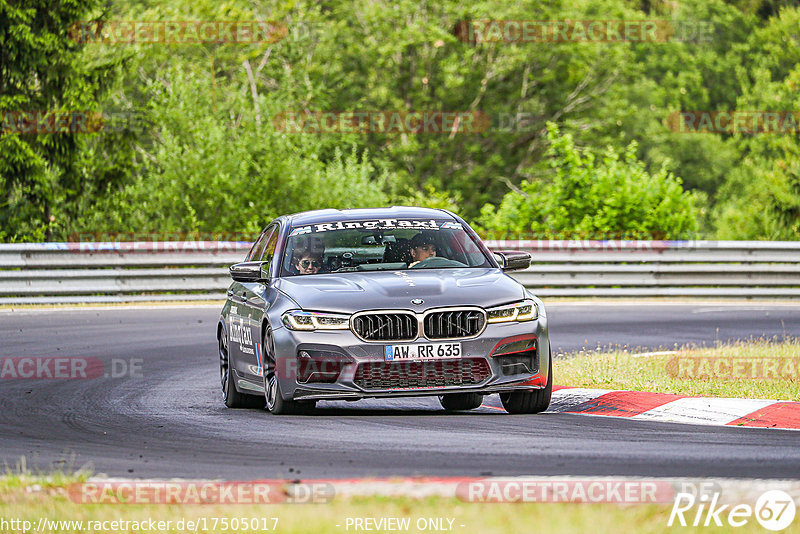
<box><xmin>384</xmin><ymin>342</ymin><xmax>461</xmax><ymax>361</ymax></box>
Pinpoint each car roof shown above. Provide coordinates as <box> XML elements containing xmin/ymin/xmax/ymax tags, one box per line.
<box><xmin>285</xmin><ymin>206</ymin><xmax>456</xmax><ymax>226</ymax></box>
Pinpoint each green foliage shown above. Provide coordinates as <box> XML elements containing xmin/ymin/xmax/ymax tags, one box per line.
<box><xmin>710</xmin><ymin>11</ymin><xmax>800</xmax><ymax>239</ymax></box>
<box><xmin>74</xmin><ymin>69</ymin><xmax>391</xmax><ymax>234</ymax></box>
<box><xmin>714</xmin><ymin>156</ymin><xmax>800</xmax><ymax>240</ymax></box>
<box><xmin>398</xmin><ymin>185</ymin><xmax>462</xmax><ymax>213</ymax></box>
<box><xmin>4</xmin><ymin>0</ymin><xmax>800</xmax><ymax>241</ymax></box>
<box><xmin>0</xmin><ymin>0</ymin><xmax>126</xmax><ymax>241</ymax></box>
<box><xmin>477</xmin><ymin>124</ymin><xmax>701</xmax><ymax>239</ymax></box>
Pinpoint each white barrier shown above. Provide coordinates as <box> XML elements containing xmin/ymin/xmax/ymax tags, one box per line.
<box><xmin>1</xmin><ymin>240</ymin><xmax>798</xmax><ymax>303</ymax></box>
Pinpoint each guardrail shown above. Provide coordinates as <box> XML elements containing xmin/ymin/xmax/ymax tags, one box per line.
<box><xmin>486</xmin><ymin>240</ymin><xmax>800</xmax><ymax>298</ymax></box>
<box><xmin>0</xmin><ymin>240</ymin><xmax>798</xmax><ymax>303</ymax></box>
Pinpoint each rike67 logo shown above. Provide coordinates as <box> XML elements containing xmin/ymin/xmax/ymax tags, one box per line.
<box><xmin>669</xmin><ymin>489</ymin><xmax>796</xmax><ymax>531</ymax></box>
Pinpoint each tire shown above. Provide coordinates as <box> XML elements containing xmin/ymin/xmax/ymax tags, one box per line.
<box><xmin>219</xmin><ymin>332</ymin><xmax>264</xmax><ymax>408</ymax></box>
<box><xmin>500</xmin><ymin>354</ymin><xmax>552</xmax><ymax>414</ymax></box>
<box><xmin>262</xmin><ymin>327</ymin><xmax>315</xmax><ymax>415</ymax></box>
<box><xmin>439</xmin><ymin>393</ymin><xmax>483</xmax><ymax>411</ymax></box>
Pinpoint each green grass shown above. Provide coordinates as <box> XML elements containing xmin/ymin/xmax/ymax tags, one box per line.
<box><xmin>555</xmin><ymin>338</ymin><xmax>800</xmax><ymax>400</ymax></box>
<box><xmin>0</xmin><ymin>474</ymin><xmax>777</xmax><ymax>534</ymax></box>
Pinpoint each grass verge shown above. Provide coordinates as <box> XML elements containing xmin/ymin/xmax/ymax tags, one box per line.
<box><xmin>555</xmin><ymin>338</ymin><xmax>800</xmax><ymax>400</ymax></box>
<box><xmin>0</xmin><ymin>474</ymin><xmax>776</xmax><ymax>534</ymax></box>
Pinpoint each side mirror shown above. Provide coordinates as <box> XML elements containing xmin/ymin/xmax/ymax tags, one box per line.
<box><xmin>229</xmin><ymin>261</ymin><xmax>269</xmax><ymax>282</ymax></box>
<box><xmin>493</xmin><ymin>251</ymin><xmax>532</xmax><ymax>272</ymax></box>
<box><xmin>492</xmin><ymin>252</ymin><xmax>505</xmax><ymax>267</ymax></box>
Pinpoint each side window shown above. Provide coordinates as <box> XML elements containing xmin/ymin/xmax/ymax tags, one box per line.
<box><xmin>260</xmin><ymin>229</ymin><xmax>279</xmax><ymax>267</ymax></box>
<box><xmin>247</xmin><ymin>227</ymin><xmax>273</xmax><ymax>262</ymax></box>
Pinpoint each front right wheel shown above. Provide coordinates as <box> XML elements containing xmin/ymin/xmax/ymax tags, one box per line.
<box><xmin>500</xmin><ymin>355</ymin><xmax>552</xmax><ymax>414</ymax></box>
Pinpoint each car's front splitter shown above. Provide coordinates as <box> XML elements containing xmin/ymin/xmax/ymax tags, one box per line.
<box><xmin>291</xmin><ymin>375</ymin><xmax>548</xmax><ymax>402</ymax></box>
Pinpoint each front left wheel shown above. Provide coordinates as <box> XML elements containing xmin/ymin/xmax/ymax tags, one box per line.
<box><xmin>500</xmin><ymin>354</ymin><xmax>552</xmax><ymax>414</ymax></box>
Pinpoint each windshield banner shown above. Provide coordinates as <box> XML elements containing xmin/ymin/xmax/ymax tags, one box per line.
<box><xmin>289</xmin><ymin>219</ymin><xmax>462</xmax><ymax>236</ymax></box>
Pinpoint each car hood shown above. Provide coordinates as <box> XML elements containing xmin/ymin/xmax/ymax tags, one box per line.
<box><xmin>275</xmin><ymin>268</ymin><xmax>525</xmax><ymax>313</ymax></box>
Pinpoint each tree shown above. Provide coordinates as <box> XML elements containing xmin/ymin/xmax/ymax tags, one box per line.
<box><xmin>0</xmin><ymin>0</ymin><xmax>122</xmax><ymax>241</ymax></box>
<box><xmin>74</xmin><ymin>68</ymin><xmax>393</xmax><ymax>234</ymax></box>
<box><xmin>711</xmin><ymin>7</ymin><xmax>800</xmax><ymax>239</ymax></box>
<box><xmin>477</xmin><ymin>123</ymin><xmax>701</xmax><ymax>239</ymax></box>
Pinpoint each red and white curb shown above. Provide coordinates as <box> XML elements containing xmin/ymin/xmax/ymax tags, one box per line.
<box><xmin>547</xmin><ymin>386</ymin><xmax>800</xmax><ymax>430</ymax></box>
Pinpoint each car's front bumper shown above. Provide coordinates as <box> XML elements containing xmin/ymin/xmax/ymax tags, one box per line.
<box><xmin>270</xmin><ymin>318</ymin><xmax>550</xmax><ymax>402</ymax></box>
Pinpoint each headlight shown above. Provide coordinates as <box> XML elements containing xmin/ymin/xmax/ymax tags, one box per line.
<box><xmin>281</xmin><ymin>310</ymin><xmax>351</xmax><ymax>331</ymax></box>
<box><xmin>485</xmin><ymin>299</ymin><xmax>538</xmax><ymax>323</ymax></box>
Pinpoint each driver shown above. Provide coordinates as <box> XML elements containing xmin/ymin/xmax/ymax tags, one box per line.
<box><xmin>408</xmin><ymin>232</ymin><xmax>437</xmax><ymax>267</ymax></box>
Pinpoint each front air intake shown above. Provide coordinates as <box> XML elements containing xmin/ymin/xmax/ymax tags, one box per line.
<box><xmin>424</xmin><ymin>309</ymin><xmax>485</xmax><ymax>339</ymax></box>
<box><xmin>353</xmin><ymin>358</ymin><xmax>491</xmax><ymax>389</ymax></box>
<box><xmin>352</xmin><ymin>312</ymin><xmax>418</xmax><ymax>341</ymax></box>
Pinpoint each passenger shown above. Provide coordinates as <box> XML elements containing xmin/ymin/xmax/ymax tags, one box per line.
<box><xmin>293</xmin><ymin>251</ymin><xmax>323</xmax><ymax>274</ymax></box>
<box><xmin>290</xmin><ymin>236</ymin><xmax>325</xmax><ymax>275</ymax></box>
<box><xmin>408</xmin><ymin>232</ymin><xmax>437</xmax><ymax>267</ymax></box>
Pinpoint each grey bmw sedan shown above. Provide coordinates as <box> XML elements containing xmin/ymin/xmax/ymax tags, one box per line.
<box><xmin>217</xmin><ymin>206</ymin><xmax>551</xmax><ymax>414</ymax></box>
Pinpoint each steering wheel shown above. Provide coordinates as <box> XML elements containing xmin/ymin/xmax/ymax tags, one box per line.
<box><xmin>410</xmin><ymin>256</ymin><xmax>466</xmax><ymax>269</ymax></box>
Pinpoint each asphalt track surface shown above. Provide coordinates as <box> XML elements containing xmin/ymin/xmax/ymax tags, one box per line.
<box><xmin>1</xmin><ymin>302</ymin><xmax>799</xmax><ymax>479</ymax></box>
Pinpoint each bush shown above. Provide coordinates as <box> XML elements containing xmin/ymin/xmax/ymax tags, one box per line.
<box><xmin>476</xmin><ymin>123</ymin><xmax>702</xmax><ymax>239</ymax></box>
<box><xmin>74</xmin><ymin>69</ymin><xmax>392</xmax><ymax>234</ymax></box>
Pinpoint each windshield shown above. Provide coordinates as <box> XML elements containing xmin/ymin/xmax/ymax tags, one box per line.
<box><xmin>280</xmin><ymin>218</ymin><xmax>493</xmax><ymax>276</ymax></box>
